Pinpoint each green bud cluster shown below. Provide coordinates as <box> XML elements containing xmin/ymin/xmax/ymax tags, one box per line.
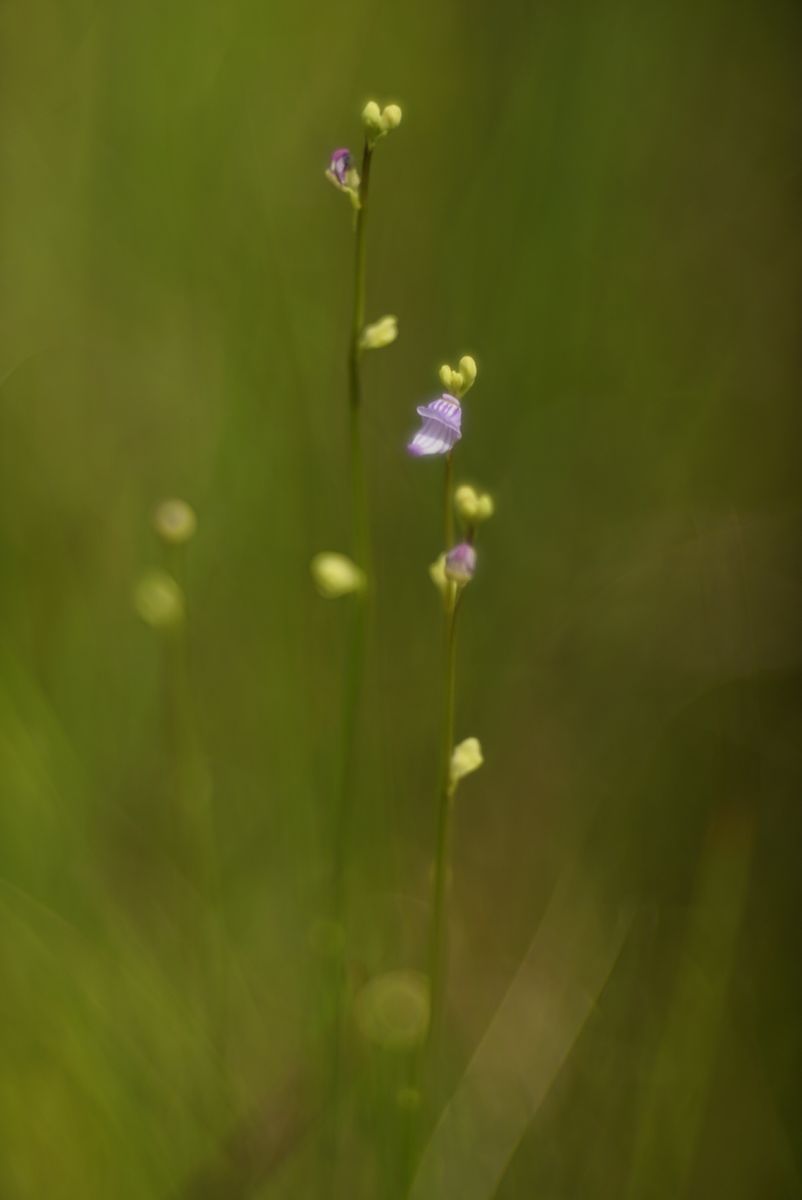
<box><xmin>362</xmin><ymin>100</ymin><xmax>403</xmax><ymax>145</ymax></box>
<box><xmin>455</xmin><ymin>483</ymin><xmax>494</xmax><ymax>525</ymax></box>
<box><xmin>438</xmin><ymin>355</ymin><xmax>477</xmax><ymax>399</ymax></box>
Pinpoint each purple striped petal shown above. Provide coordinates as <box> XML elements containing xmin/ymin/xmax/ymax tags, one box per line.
<box><xmin>407</xmin><ymin>394</ymin><xmax>462</xmax><ymax>457</ymax></box>
<box><xmin>329</xmin><ymin>148</ymin><xmax>352</xmax><ymax>186</ymax></box>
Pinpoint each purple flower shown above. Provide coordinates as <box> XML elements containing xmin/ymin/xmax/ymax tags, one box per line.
<box><xmin>329</xmin><ymin>147</ymin><xmax>352</xmax><ymax>186</ymax></box>
<box><xmin>444</xmin><ymin>542</ymin><xmax>476</xmax><ymax>584</ymax></box>
<box><xmin>407</xmin><ymin>394</ymin><xmax>462</xmax><ymax>457</ymax></box>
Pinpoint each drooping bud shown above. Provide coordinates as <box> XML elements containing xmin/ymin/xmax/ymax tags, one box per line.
<box><xmin>449</xmin><ymin>737</ymin><xmax>484</xmax><ymax>790</ymax></box>
<box><xmin>360</xmin><ymin>314</ymin><xmax>398</xmax><ymax>350</ymax></box>
<box><xmin>310</xmin><ymin>552</ymin><xmax>365</xmax><ymax>598</ymax></box>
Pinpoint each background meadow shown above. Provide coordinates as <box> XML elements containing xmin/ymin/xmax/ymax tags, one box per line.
<box><xmin>1</xmin><ymin>0</ymin><xmax>801</xmax><ymax>1196</ymax></box>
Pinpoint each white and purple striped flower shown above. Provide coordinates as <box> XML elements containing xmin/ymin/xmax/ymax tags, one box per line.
<box><xmin>407</xmin><ymin>394</ymin><xmax>462</xmax><ymax>457</ymax></box>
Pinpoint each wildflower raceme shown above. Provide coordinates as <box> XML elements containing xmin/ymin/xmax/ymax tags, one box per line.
<box><xmin>408</xmin><ymin>353</ymin><xmax>493</xmax><ymax>1108</ymax></box>
<box><xmin>315</xmin><ymin>97</ymin><xmax>404</xmax><ymax>1187</ymax></box>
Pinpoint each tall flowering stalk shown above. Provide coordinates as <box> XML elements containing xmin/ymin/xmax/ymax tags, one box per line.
<box><xmin>408</xmin><ymin>360</ymin><xmax>492</xmax><ymax>1082</ymax></box>
<box><xmin>314</xmin><ymin>98</ymin><xmax>402</xmax><ymax>1180</ymax></box>
<box><xmin>318</xmin><ymin>98</ymin><xmax>402</xmax><ymax>924</ymax></box>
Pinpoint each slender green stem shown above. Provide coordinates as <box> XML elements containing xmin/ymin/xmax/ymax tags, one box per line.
<box><xmin>426</xmin><ymin>597</ymin><xmax>459</xmax><ymax>1070</ymax></box>
<box><xmin>347</xmin><ymin>140</ymin><xmax>374</xmax><ymax>581</ymax></box>
<box><xmin>400</xmin><ymin>597</ymin><xmax>460</xmax><ymax>1194</ymax></box>
<box><xmin>429</xmin><ymin>449</ymin><xmax>458</xmax><ymax>1043</ymax></box>
<box><xmin>402</xmin><ymin>436</ymin><xmax>462</xmax><ymax>1187</ymax></box>
<box><xmin>332</xmin><ymin>134</ymin><xmax>374</xmax><ymax>943</ymax></box>
<box><xmin>331</xmin><ymin>601</ymin><xmax>367</xmax><ymax>921</ymax></box>
<box><xmin>443</xmin><ymin>452</ymin><xmax>454</xmax><ymax>549</ymax></box>
<box><xmin>325</xmin><ymin>136</ymin><xmax>375</xmax><ymax>1191</ymax></box>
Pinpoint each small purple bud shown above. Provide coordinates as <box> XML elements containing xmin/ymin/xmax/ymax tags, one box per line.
<box><xmin>407</xmin><ymin>394</ymin><xmax>462</xmax><ymax>457</ymax></box>
<box><xmin>444</xmin><ymin>542</ymin><xmax>476</xmax><ymax>584</ymax></box>
<box><xmin>329</xmin><ymin>147</ymin><xmax>352</xmax><ymax>186</ymax></box>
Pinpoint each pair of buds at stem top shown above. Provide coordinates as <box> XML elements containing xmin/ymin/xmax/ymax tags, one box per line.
<box><xmin>438</xmin><ymin>356</ymin><xmax>477</xmax><ymax>400</ymax></box>
<box><xmin>361</xmin><ymin>100</ymin><xmax>402</xmax><ymax>144</ymax></box>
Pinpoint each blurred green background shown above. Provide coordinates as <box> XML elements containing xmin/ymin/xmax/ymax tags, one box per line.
<box><xmin>1</xmin><ymin>0</ymin><xmax>801</xmax><ymax>1196</ymax></box>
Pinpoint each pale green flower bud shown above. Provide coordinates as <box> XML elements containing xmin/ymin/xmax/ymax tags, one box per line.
<box><xmin>355</xmin><ymin>969</ymin><xmax>430</xmax><ymax>1050</ymax></box>
<box><xmin>360</xmin><ymin>314</ymin><xmax>398</xmax><ymax>350</ymax></box>
<box><xmin>429</xmin><ymin>553</ymin><xmax>455</xmax><ymax>592</ymax></box>
<box><xmin>429</xmin><ymin>553</ymin><xmax>448</xmax><ymax>594</ymax></box>
<box><xmin>429</xmin><ymin>553</ymin><xmax>456</xmax><ymax>613</ymax></box>
<box><xmin>449</xmin><ymin>737</ymin><xmax>484</xmax><ymax>790</ymax></box>
<box><xmin>438</xmin><ymin>356</ymin><xmax>477</xmax><ymax>398</ymax></box>
<box><xmin>381</xmin><ymin>103</ymin><xmax>402</xmax><ymax>130</ymax></box>
<box><xmin>310</xmin><ymin>552</ymin><xmax>365</xmax><ymax>598</ymax></box>
<box><xmin>362</xmin><ymin>100</ymin><xmax>383</xmax><ymax>132</ymax></box>
<box><xmin>456</xmin><ymin>485</ymin><xmax>494</xmax><ymax>525</ymax></box>
<box><xmin>475</xmin><ymin>493</ymin><xmax>495</xmax><ymax>521</ymax></box>
<box><xmin>455</xmin><ymin>484</ymin><xmax>479</xmax><ymax>523</ymax></box>
<box><xmin>152</xmin><ymin>497</ymin><xmax>196</xmax><ymax>545</ymax></box>
<box><xmin>134</xmin><ymin>569</ymin><xmax>184</xmax><ymax>630</ymax></box>
<box><xmin>458</xmin><ymin>355</ymin><xmax>477</xmax><ymax>392</ymax></box>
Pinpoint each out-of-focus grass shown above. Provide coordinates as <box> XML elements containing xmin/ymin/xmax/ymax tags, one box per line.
<box><xmin>1</xmin><ymin>0</ymin><xmax>801</xmax><ymax>1196</ymax></box>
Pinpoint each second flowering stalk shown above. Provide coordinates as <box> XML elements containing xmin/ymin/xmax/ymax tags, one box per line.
<box><xmin>408</xmin><ymin>359</ymin><xmax>490</xmax><ymax>1086</ymax></box>
<box><xmin>317</xmin><ymin>98</ymin><xmax>403</xmax><ymax>1188</ymax></box>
